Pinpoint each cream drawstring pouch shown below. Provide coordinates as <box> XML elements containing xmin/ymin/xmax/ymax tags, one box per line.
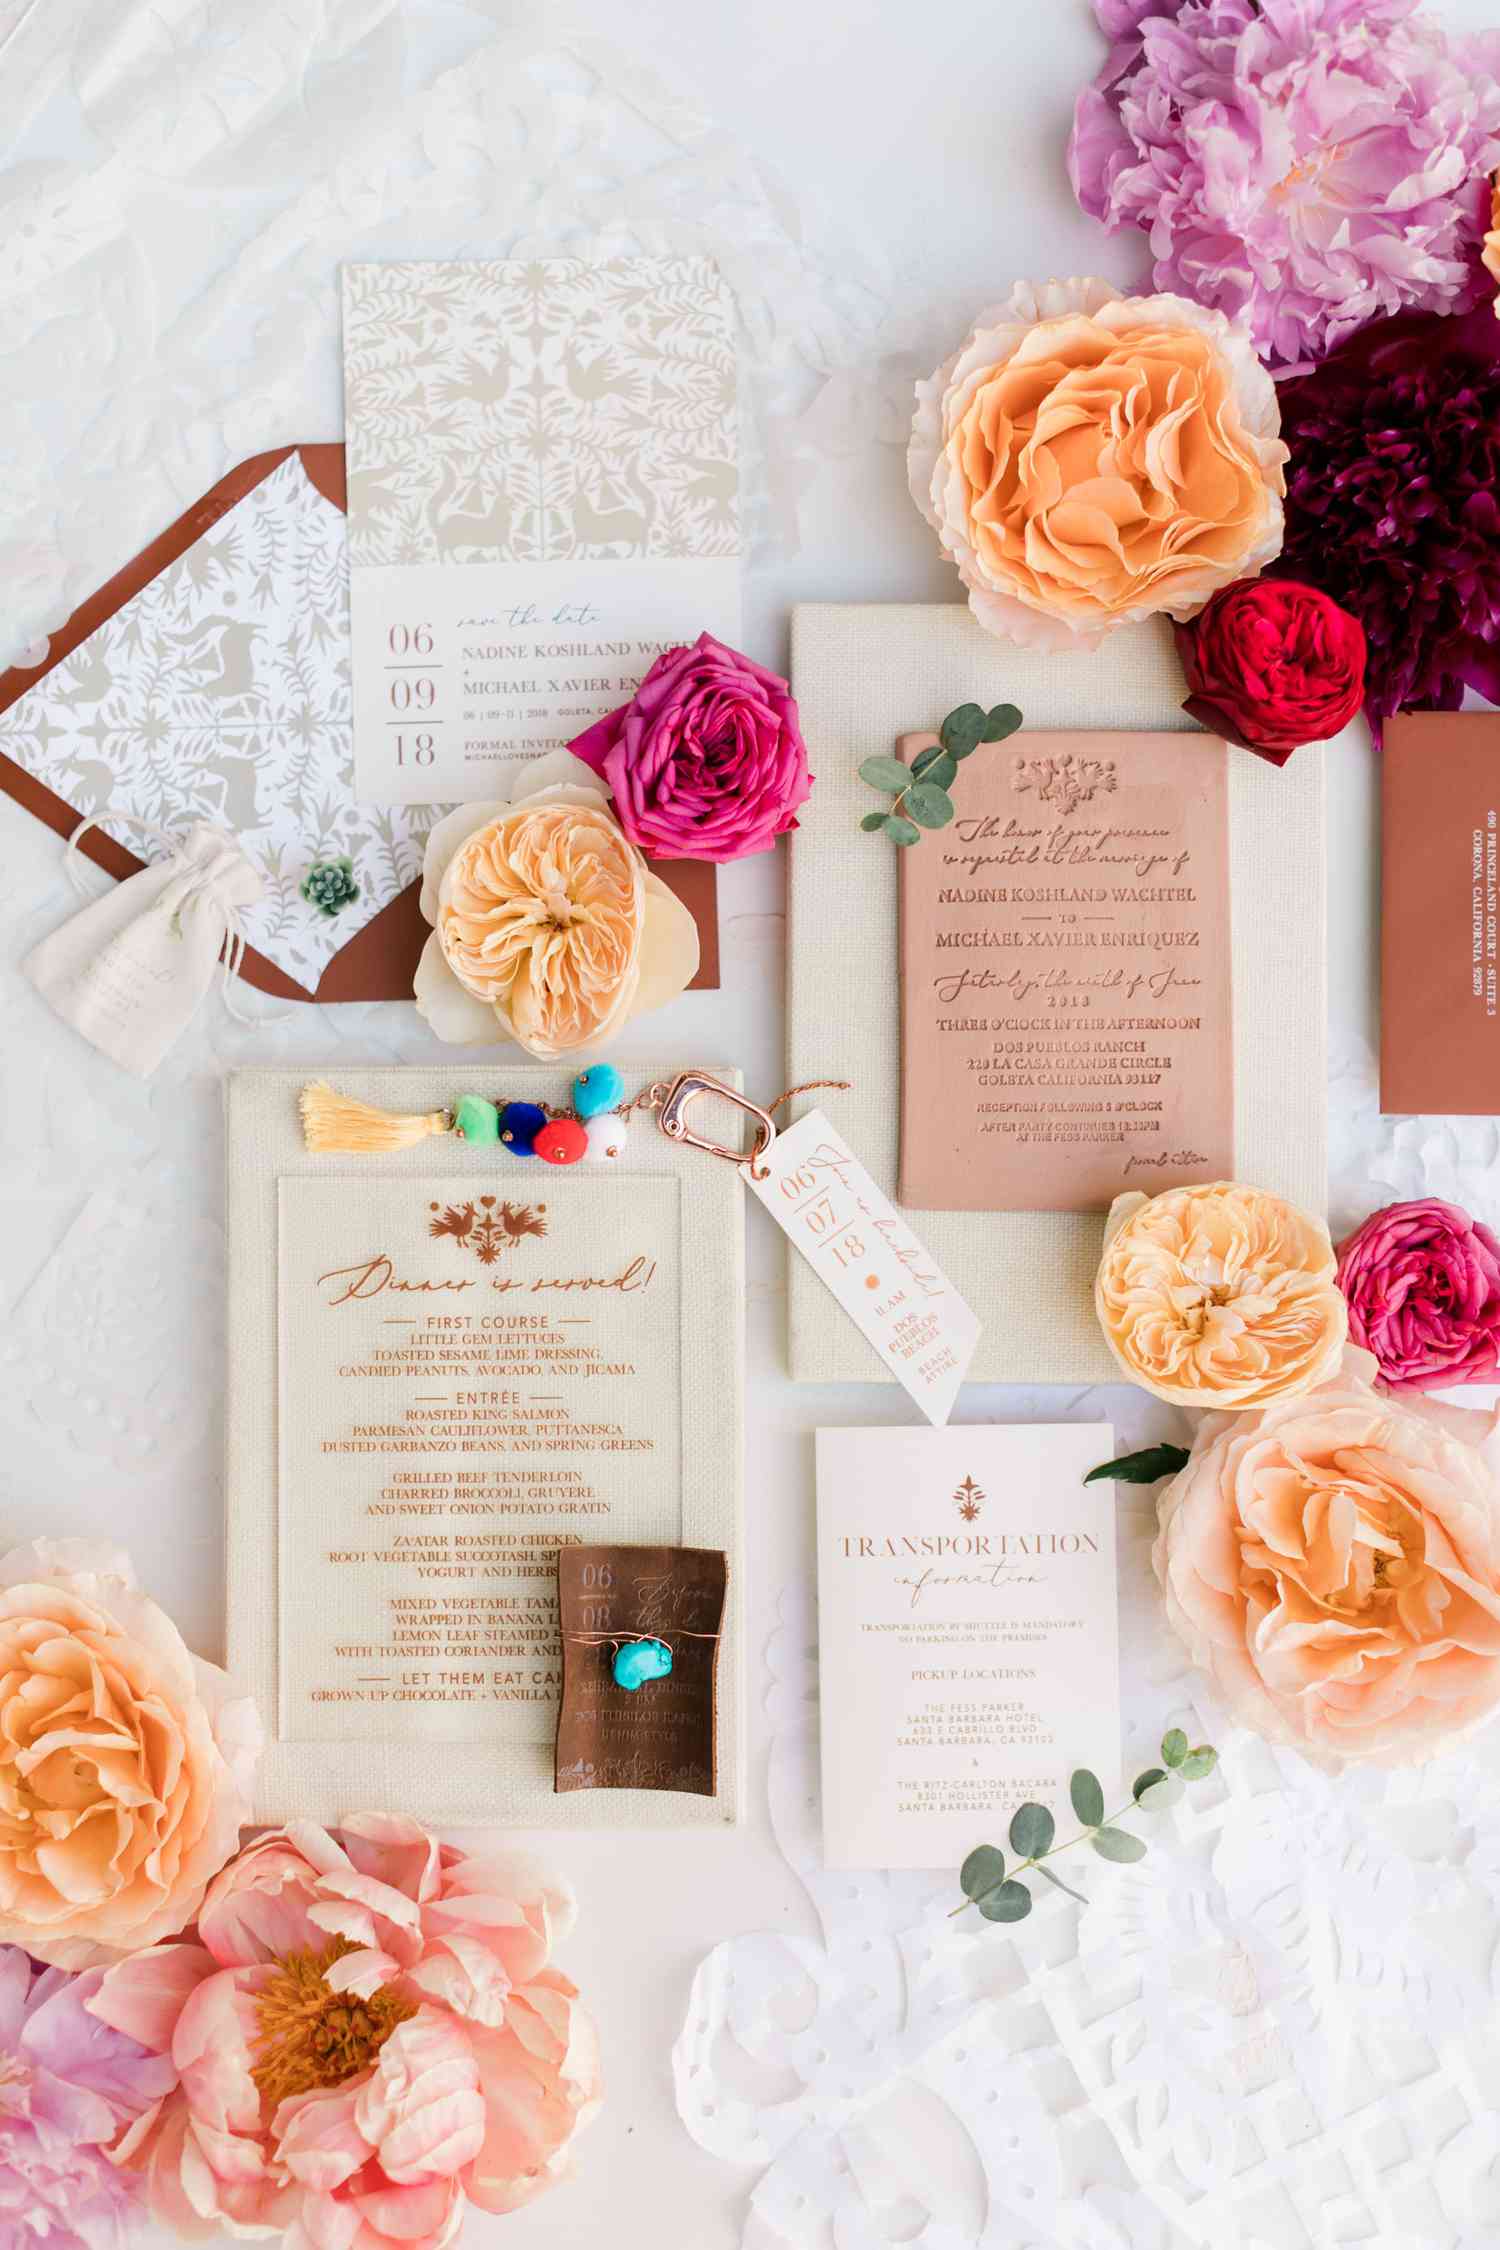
<box><xmin>24</xmin><ymin>818</ymin><xmax>264</xmax><ymax>1076</ymax></box>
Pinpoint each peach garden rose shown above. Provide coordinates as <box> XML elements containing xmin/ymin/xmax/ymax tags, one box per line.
<box><xmin>414</xmin><ymin>749</ymin><xmax>699</xmax><ymax>1058</ymax></box>
<box><xmin>1095</xmin><ymin>1182</ymin><xmax>1347</xmax><ymax>1410</ymax></box>
<box><xmin>1155</xmin><ymin>1349</ymin><xmax>1500</xmax><ymax>1765</ymax></box>
<box><xmin>0</xmin><ymin>1539</ymin><xmax>259</xmax><ymax>1970</ymax></box>
<box><xmin>908</xmin><ymin>277</ymin><xmax>1287</xmax><ymax>650</ymax></box>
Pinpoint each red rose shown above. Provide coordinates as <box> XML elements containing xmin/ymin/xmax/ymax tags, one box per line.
<box><xmin>1173</xmin><ymin>579</ymin><xmax>1367</xmax><ymax>766</ymax></box>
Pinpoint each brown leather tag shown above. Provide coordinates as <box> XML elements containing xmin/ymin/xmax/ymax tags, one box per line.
<box><xmin>555</xmin><ymin>1545</ymin><xmax>727</xmax><ymax>1796</ymax></box>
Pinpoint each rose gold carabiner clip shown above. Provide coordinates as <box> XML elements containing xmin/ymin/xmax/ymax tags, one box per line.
<box><xmin>655</xmin><ymin>1069</ymin><xmax>778</xmax><ymax>1178</ymax></box>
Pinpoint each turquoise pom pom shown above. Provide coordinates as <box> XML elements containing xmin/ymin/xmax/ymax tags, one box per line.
<box><xmin>572</xmin><ymin>1063</ymin><xmax>624</xmax><ymax>1120</ymax></box>
<box><xmin>611</xmin><ymin>1638</ymin><xmax>673</xmax><ymax>1691</ymax></box>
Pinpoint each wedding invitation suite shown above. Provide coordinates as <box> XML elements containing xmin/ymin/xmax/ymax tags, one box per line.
<box><xmin>787</xmin><ymin>603</ymin><xmax>1327</xmax><ymax>1384</ymax></box>
<box><xmin>343</xmin><ymin>258</ymin><xmax>742</xmax><ymax>805</ymax></box>
<box><xmin>227</xmin><ymin>1066</ymin><xmax>743</xmax><ymax>1828</ymax></box>
<box><xmin>899</xmin><ymin>730</ymin><xmax>1233</xmax><ymax>1211</ymax></box>
<box><xmin>1381</xmin><ymin>713</ymin><xmax>1500</xmax><ymax>1115</ymax></box>
<box><xmin>816</xmin><ymin>1424</ymin><xmax>1119</xmax><ymax>1870</ymax></box>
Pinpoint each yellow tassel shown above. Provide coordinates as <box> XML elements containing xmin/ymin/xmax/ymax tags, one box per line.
<box><xmin>299</xmin><ymin>1082</ymin><xmax>453</xmax><ymax>1155</ymax></box>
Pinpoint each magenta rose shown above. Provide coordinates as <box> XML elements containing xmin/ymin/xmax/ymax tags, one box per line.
<box><xmin>1337</xmin><ymin>1198</ymin><xmax>1500</xmax><ymax>1393</ymax></box>
<box><xmin>568</xmin><ymin>632</ymin><xmax>812</xmax><ymax>862</ymax></box>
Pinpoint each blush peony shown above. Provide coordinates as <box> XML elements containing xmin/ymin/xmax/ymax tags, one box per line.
<box><xmin>413</xmin><ymin>749</ymin><xmax>699</xmax><ymax>1058</ymax></box>
<box><xmin>908</xmin><ymin>277</ymin><xmax>1286</xmax><ymax>651</ymax></box>
<box><xmin>0</xmin><ymin>1540</ymin><xmax>259</xmax><ymax>1971</ymax></box>
<box><xmin>1155</xmin><ymin>1350</ymin><xmax>1500</xmax><ymax>1764</ymax></box>
<box><xmin>91</xmin><ymin>1813</ymin><xmax>600</xmax><ymax>2249</ymax></box>
<box><xmin>1337</xmin><ymin>1198</ymin><xmax>1500</xmax><ymax>1393</ymax></box>
<box><xmin>1096</xmin><ymin>1183</ymin><xmax>1347</xmax><ymax>1409</ymax></box>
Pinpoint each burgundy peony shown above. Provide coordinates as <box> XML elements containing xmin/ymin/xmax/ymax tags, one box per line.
<box><xmin>568</xmin><ymin>633</ymin><xmax>812</xmax><ymax>863</ymax></box>
<box><xmin>1277</xmin><ymin>305</ymin><xmax>1500</xmax><ymax>741</ymax></box>
<box><xmin>1175</xmin><ymin>580</ymin><xmax>1366</xmax><ymax>765</ymax></box>
<box><xmin>1337</xmin><ymin>1198</ymin><xmax>1500</xmax><ymax>1392</ymax></box>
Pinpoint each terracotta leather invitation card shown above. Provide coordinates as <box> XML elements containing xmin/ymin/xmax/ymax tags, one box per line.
<box><xmin>898</xmin><ymin>728</ymin><xmax>1234</xmax><ymax>1211</ymax></box>
<box><xmin>1382</xmin><ymin>712</ymin><xmax>1500</xmax><ymax>1116</ymax></box>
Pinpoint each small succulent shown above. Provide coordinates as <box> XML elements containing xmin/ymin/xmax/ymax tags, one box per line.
<box><xmin>858</xmin><ymin>699</ymin><xmax>1023</xmax><ymax>846</ymax></box>
<box><xmin>300</xmin><ymin>855</ymin><xmax>360</xmax><ymax>918</ymax></box>
<box><xmin>952</xmin><ymin>1728</ymin><xmax>1219</xmax><ymax>1927</ymax></box>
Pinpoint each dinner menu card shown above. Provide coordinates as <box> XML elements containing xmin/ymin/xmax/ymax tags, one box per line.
<box><xmin>343</xmin><ymin>257</ymin><xmax>742</xmax><ymax>804</ymax></box>
<box><xmin>816</xmin><ymin>1425</ymin><xmax>1119</xmax><ymax>1871</ymax></box>
<box><xmin>227</xmin><ymin>1065</ymin><xmax>743</xmax><ymax>1829</ymax></box>
<box><xmin>898</xmin><ymin>729</ymin><xmax>1234</xmax><ymax>1211</ymax></box>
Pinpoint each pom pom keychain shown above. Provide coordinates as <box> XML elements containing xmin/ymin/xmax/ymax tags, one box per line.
<box><xmin>300</xmin><ymin>1062</ymin><xmax>632</xmax><ymax>1167</ymax></box>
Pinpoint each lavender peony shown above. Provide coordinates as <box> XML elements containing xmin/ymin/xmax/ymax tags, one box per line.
<box><xmin>1068</xmin><ymin>0</ymin><xmax>1500</xmax><ymax>372</ymax></box>
<box><xmin>0</xmin><ymin>1946</ymin><xmax>171</xmax><ymax>2249</ymax></box>
<box><xmin>1276</xmin><ymin>303</ymin><xmax>1500</xmax><ymax>736</ymax></box>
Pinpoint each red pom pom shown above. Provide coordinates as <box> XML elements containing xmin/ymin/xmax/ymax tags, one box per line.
<box><xmin>534</xmin><ymin>1117</ymin><xmax>587</xmax><ymax>1166</ymax></box>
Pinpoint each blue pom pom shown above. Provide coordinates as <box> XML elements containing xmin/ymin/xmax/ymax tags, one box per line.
<box><xmin>611</xmin><ymin>1638</ymin><xmax>673</xmax><ymax>1691</ymax></box>
<box><xmin>498</xmin><ymin>1101</ymin><xmax>548</xmax><ymax>1155</ymax></box>
<box><xmin>572</xmin><ymin>1062</ymin><xmax>625</xmax><ymax>1120</ymax></box>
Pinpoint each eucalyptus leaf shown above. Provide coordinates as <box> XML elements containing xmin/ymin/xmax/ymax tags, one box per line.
<box><xmin>960</xmin><ymin>1844</ymin><xmax>1005</xmax><ymax>1899</ymax></box>
<box><xmin>1084</xmin><ymin>1444</ymin><xmax>1190</xmax><ymax>1487</ymax></box>
<box><xmin>1008</xmin><ymin>1802</ymin><xmax>1055</xmax><ymax>1859</ymax></box>
<box><xmin>1137</xmin><ymin>1774</ymin><xmax>1183</xmax><ymax>1812</ymax></box>
<box><xmin>1070</xmin><ymin>1769</ymin><xmax>1105</xmax><ymax>1828</ymax></box>
<box><xmin>939</xmin><ymin>703</ymin><xmax>986</xmax><ymax>758</ymax></box>
<box><xmin>1161</xmin><ymin>1729</ymin><xmax>1189</xmax><ymax>1769</ymax></box>
<box><xmin>977</xmin><ymin>1880</ymin><xmax>1033</xmax><ymax>1923</ymax></box>
<box><xmin>860</xmin><ymin>810</ymin><xmax>888</xmax><ymax>832</ymax></box>
<box><xmin>905</xmin><ymin>781</ymin><xmax>954</xmax><ymax>828</ymax></box>
<box><xmin>885</xmin><ymin>815</ymin><xmax>921</xmax><ymax>846</ymax></box>
<box><xmin>1131</xmin><ymin>1768</ymin><xmax>1166</xmax><ymax>1803</ymax></box>
<box><xmin>1035</xmin><ymin>1862</ymin><xmax>1089</xmax><ymax>1905</ymax></box>
<box><xmin>911</xmin><ymin>746</ymin><xmax>957</xmax><ymax>788</ymax></box>
<box><xmin>983</xmin><ymin>702</ymin><xmax>1023</xmax><ymax>743</ymax></box>
<box><xmin>859</xmin><ymin>755</ymin><xmax>913</xmax><ymax>793</ymax></box>
<box><xmin>1180</xmin><ymin>1747</ymin><xmax>1218</xmax><ymax>1780</ymax></box>
<box><xmin>1091</xmin><ymin>1826</ymin><xmax>1147</xmax><ymax>1864</ymax></box>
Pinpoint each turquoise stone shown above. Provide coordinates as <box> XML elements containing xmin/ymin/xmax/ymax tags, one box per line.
<box><xmin>611</xmin><ymin>1638</ymin><xmax>673</xmax><ymax>1691</ymax></box>
<box><xmin>453</xmin><ymin>1094</ymin><xmax>499</xmax><ymax>1145</ymax></box>
<box><xmin>572</xmin><ymin>1063</ymin><xmax>624</xmax><ymax>1120</ymax></box>
<box><xmin>498</xmin><ymin>1100</ymin><xmax>548</xmax><ymax>1155</ymax></box>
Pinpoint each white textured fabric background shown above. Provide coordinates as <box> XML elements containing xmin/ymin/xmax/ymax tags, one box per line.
<box><xmin>3</xmin><ymin>4</ymin><xmax>1500</xmax><ymax>2247</ymax></box>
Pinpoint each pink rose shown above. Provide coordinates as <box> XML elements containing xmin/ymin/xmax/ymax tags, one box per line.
<box><xmin>1336</xmin><ymin>1198</ymin><xmax>1500</xmax><ymax>1392</ymax></box>
<box><xmin>92</xmin><ymin>1813</ymin><xmax>600</xmax><ymax>2249</ymax></box>
<box><xmin>568</xmin><ymin>632</ymin><xmax>812</xmax><ymax>862</ymax></box>
<box><xmin>1155</xmin><ymin>1349</ymin><xmax>1500</xmax><ymax>1765</ymax></box>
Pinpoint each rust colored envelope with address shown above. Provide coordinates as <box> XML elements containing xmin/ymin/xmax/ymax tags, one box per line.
<box><xmin>898</xmin><ymin>729</ymin><xmax>1234</xmax><ymax>1212</ymax></box>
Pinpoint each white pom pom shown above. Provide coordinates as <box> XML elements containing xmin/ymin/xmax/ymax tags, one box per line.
<box><xmin>583</xmin><ymin>1112</ymin><xmax>628</xmax><ymax>1162</ymax></box>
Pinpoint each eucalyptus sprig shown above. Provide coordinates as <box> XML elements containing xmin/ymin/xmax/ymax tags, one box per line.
<box><xmin>951</xmin><ymin>1728</ymin><xmax>1219</xmax><ymax>1926</ymax></box>
<box><xmin>858</xmin><ymin>699</ymin><xmax>1023</xmax><ymax>846</ymax></box>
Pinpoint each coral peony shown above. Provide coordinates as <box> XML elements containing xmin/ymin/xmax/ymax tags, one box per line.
<box><xmin>569</xmin><ymin>632</ymin><xmax>812</xmax><ymax>863</ymax></box>
<box><xmin>1096</xmin><ymin>1182</ymin><xmax>1347</xmax><ymax>1409</ymax></box>
<box><xmin>1155</xmin><ymin>1348</ymin><xmax>1500</xmax><ymax>1763</ymax></box>
<box><xmin>413</xmin><ymin>749</ymin><xmax>699</xmax><ymax>1058</ymax></box>
<box><xmin>1337</xmin><ymin>1198</ymin><xmax>1500</xmax><ymax>1393</ymax></box>
<box><xmin>0</xmin><ymin>1944</ymin><xmax>172</xmax><ymax>2250</ymax></box>
<box><xmin>908</xmin><ymin>277</ymin><xmax>1284</xmax><ymax>651</ymax></box>
<box><xmin>0</xmin><ymin>1540</ymin><xmax>259</xmax><ymax>1971</ymax></box>
<box><xmin>1174</xmin><ymin>579</ymin><xmax>1366</xmax><ymax>765</ymax></box>
<box><xmin>1069</xmin><ymin>0</ymin><xmax>1500</xmax><ymax>373</ymax></box>
<box><xmin>1276</xmin><ymin>304</ymin><xmax>1500</xmax><ymax>738</ymax></box>
<box><xmin>91</xmin><ymin>1814</ymin><xmax>600</xmax><ymax>2249</ymax></box>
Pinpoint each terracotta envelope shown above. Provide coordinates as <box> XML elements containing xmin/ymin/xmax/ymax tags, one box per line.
<box><xmin>0</xmin><ymin>446</ymin><xmax>718</xmax><ymax>1002</ymax></box>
